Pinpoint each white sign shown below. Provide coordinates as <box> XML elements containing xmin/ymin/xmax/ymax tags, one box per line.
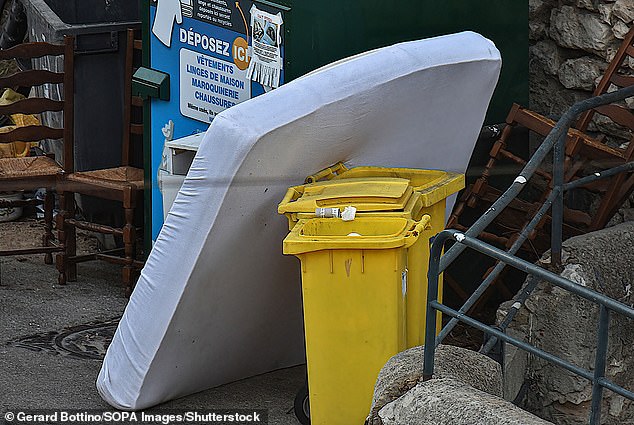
<box><xmin>179</xmin><ymin>48</ymin><xmax>251</xmax><ymax>122</ymax></box>
<box><xmin>246</xmin><ymin>5</ymin><xmax>283</xmax><ymax>88</ymax></box>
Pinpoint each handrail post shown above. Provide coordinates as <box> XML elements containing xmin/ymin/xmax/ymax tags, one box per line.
<box><xmin>423</xmin><ymin>231</ymin><xmax>449</xmax><ymax>381</ymax></box>
<box><xmin>437</xmin><ymin>189</ymin><xmax>559</xmax><ymax>344</ymax></box>
<box><xmin>590</xmin><ymin>304</ymin><xmax>610</xmax><ymax>424</ymax></box>
<box><xmin>551</xmin><ymin>132</ymin><xmax>566</xmax><ymax>266</ymax></box>
<box><xmin>422</xmin><ymin>231</ymin><xmax>634</xmax><ymax>412</ymax></box>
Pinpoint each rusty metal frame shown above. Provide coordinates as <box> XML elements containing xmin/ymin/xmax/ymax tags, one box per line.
<box><xmin>423</xmin><ymin>85</ymin><xmax>634</xmax><ymax>425</ymax></box>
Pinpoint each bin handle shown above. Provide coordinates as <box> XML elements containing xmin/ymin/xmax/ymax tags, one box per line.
<box><xmin>304</xmin><ymin>162</ymin><xmax>348</xmax><ymax>184</ymax></box>
<box><xmin>278</xmin><ymin>187</ymin><xmax>302</xmax><ymax>213</ymax></box>
<box><xmin>404</xmin><ymin>214</ymin><xmax>432</xmax><ymax>248</ymax></box>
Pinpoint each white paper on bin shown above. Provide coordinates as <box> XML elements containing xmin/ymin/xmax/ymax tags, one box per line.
<box><xmin>97</xmin><ymin>31</ymin><xmax>501</xmax><ymax>410</ymax></box>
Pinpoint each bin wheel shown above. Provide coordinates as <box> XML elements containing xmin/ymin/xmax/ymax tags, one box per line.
<box><xmin>293</xmin><ymin>384</ymin><xmax>310</xmax><ymax>425</ymax></box>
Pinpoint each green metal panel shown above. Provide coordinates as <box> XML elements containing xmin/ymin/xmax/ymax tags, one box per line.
<box><xmin>280</xmin><ymin>0</ymin><xmax>527</xmax><ymax>124</ymax></box>
<box><xmin>140</xmin><ymin>0</ymin><xmax>527</xmax><ymax>244</ymax></box>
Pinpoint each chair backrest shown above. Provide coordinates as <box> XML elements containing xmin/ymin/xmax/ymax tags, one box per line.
<box><xmin>0</xmin><ymin>36</ymin><xmax>75</xmax><ymax>170</ymax></box>
<box><xmin>122</xmin><ymin>28</ymin><xmax>143</xmax><ymax>167</ymax></box>
<box><xmin>576</xmin><ymin>27</ymin><xmax>634</xmax><ymax>156</ymax></box>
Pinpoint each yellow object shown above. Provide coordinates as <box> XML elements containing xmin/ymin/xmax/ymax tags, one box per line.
<box><xmin>0</xmin><ymin>125</ymin><xmax>24</xmax><ymax>158</ymax></box>
<box><xmin>279</xmin><ymin>165</ymin><xmax>464</xmax><ymax>346</ymax></box>
<box><xmin>331</xmin><ymin>166</ymin><xmax>465</xmax><ymax>345</ymax></box>
<box><xmin>278</xmin><ymin>177</ymin><xmax>415</xmax><ymax>230</ymax></box>
<box><xmin>0</xmin><ymin>89</ymin><xmax>40</xmax><ymax>158</ymax></box>
<box><xmin>283</xmin><ymin>216</ymin><xmax>430</xmax><ymax>425</ymax></box>
<box><xmin>332</xmin><ymin>165</ymin><xmax>465</xmax><ymax>209</ymax></box>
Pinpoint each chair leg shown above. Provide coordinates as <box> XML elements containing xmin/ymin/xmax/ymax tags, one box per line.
<box><xmin>67</xmin><ymin>220</ymin><xmax>77</xmax><ymax>282</ymax></box>
<box><xmin>55</xmin><ymin>192</ymin><xmax>77</xmax><ymax>285</ymax></box>
<box><xmin>122</xmin><ymin>206</ymin><xmax>136</xmax><ymax>296</ymax></box>
<box><xmin>43</xmin><ymin>188</ymin><xmax>54</xmax><ymax>265</ymax></box>
<box><xmin>591</xmin><ymin>173</ymin><xmax>633</xmax><ymax>231</ymax></box>
<box><xmin>55</xmin><ymin>192</ymin><xmax>68</xmax><ymax>285</ymax></box>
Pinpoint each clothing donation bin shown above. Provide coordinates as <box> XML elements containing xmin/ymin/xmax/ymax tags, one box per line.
<box><xmin>283</xmin><ymin>216</ymin><xmax>430</xmax><ymax>425</ymax></box>
<box><xmin>278</xmin><ymin>165</ymin><xmax>464</xmax><ymax>347</ymax></box>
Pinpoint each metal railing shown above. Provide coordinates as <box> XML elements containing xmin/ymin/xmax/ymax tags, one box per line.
<box><xmin>422</xmin><ymin>84</ymin><xmax>634</xmax><ymax>425</ymax></box>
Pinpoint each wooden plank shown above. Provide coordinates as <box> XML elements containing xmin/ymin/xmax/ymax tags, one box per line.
<box><xmin>0</xmin><ymin>246</ymin><xmax>62</xmax><ymax>256</ymax></box>
<box><xmin>498</xmin><ymin>148</ymin><xmax>552</xmax><ymax>180</ymax></box>
<box><xmin>0</xmin><ymin>97</ymin><xmax>63</xmax><ymax>115</ymax></box>
<box><xmin>131</xmin><ymin>96</ymin><xmax>144</xmax><ymax>107</ymax></box>
<box><xmin>0</xmin><ymin>197</ymin><xmax>42</xmax><ymax>207</ymax></box>
<box><xmin>512</xmin><ymin>108</ymin><xmax>556</xmax><ymax>137</ymax></box>
<box><xmin>63</xmin><ymin>36</ymin><xmax>75</xmax><ymax>172</ymax></box>
<box><xmin>593</xmin><ymin>104</ymin><xmax>634</xmax><ymax>130</ymax></box>
<box><xmin>610</xmin><ymin>74</ymin><xmax>634</xmax><ymax>88</ymax></box>
<box><xmin>0</xmin><ymin>42</ymin><xmax>65</xmax><ymax>60</ymax></box>
<box><xmin>0</xmin><ymin>176</ymin><xmax>58</xmax><ymax>192</ymax></box>
<box><xmin>0</xmin><ymin>125</ymin><xmax>63</xmax><ymax>143</ymax></box>
<box><xmin>96</xmin><ymin>253</ymin><xmax>144</xmax><ymax>269</ymax></box>
<box><xmin>131</xmin><ymin>124</ymin><xmax>143</xmax><ymax>135</ymax></box>
<box><xmin>66</xmin><ymin>219</ymin><xmax>124</xmax><ymax>236</ymax></box>
<box><xmin>0</xmin><ymin>69</ymin><xmax>64</xmax><ymax>88</ymax></box>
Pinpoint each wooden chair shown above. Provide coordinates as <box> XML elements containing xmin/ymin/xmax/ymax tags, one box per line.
<box><xmin>449</xmin><ymin>26</ymin><xmax>634</xmax><ymax>249</ymax></box>
<box><xmin>446</xmin><ymin>28</ymin><xmax>634</xmax><ymax>309</ymax></box>
<box><xmin>56</xmin><ymin>29</ymin><xmax>144</xmax><ymax>294</ymax></box>
<box><xmin>0</xmin><ymin>36</ymin><xmax>74</xmax><ymax>263</ymax></box>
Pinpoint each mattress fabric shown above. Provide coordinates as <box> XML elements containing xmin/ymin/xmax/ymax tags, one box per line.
<box><xmin>97</xmin><ymin>31</ymin><xmax>501</xmax><ymax>410</ymax></box>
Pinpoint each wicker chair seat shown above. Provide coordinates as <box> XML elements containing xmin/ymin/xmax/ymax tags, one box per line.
<box><xmin>0</xmin><ymin>156</ymin><xmax>62</xmax><ymax>179</ymax></box>
<box><xmin>66</xmin><ymin>166</ymin><xmax>143</xmax><ymax>191</ymax></box>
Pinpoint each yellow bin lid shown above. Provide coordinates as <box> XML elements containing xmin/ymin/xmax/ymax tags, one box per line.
<box><xmin>332</xmin><ymin>167</ymin><xmax>465</xmax><ymax>207</ymax></box>
<box><xmin>283</xmin><ymin>216</ymin><xmax>431</xmax><ymax>255</ymax></box>
<box><xmin>278</xmin><ymin>177</ymin><xmax>414</xmax><ymax>214</ymax></box>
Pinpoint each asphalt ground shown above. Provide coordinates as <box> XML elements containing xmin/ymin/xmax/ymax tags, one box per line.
<box><xmin>0</xmin><ymin>219</ymin><xmax>305</xmax><ymax>425</ymax></box>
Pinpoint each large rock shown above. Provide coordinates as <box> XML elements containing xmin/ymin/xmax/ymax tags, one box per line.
<box><xmin>378</xmin><ymin>378</ymin><xmax>553</xmax><ymax>425</ymax></box>
<box><xmin>530</xmin><ymin>0</ymin><xmax>556</xmax><ymax>40</ymax></box>
<box><xmin>529</xmin><ymin>64</ymin><xmax>588</xmax><ymax>118</ymax></box>
<box><xmin>558</xmin><ymin>56</ymin><xmax>606</xmax><ymax>90</ymax></box>
<box><xmin>530</xmin><ymin>0</ymin><xmax>558</xmax><ymax>21</ymax></box>
<box><xmin>550</xmin><ymin>6</ymin><xmax>616</xmax><ymax>56</ymax></box>
<box><xmin>612</xmin><ymin>19</ymin><xmax>631</xmax><ymax>39</ymax></box>
<box><xmin>367</xmin><ymin>345</ymin><xmax>502</xmax><ymax>425</ymax></box>
<box><xmin>531</xmin><ymin>20</ymin><xmax>551</xmax><ymax>41</ymax></box>
<box><xmin>531</xmin><ymin>40</ymin><xmax>567</xmax><ymax>76</ymax></box>
<box><xmin>598</xmin><ymin>3</ymin><xmax>615</xmax><ymax>25</ymax></box>
<box><xmin>612</xmin><ymin>0</ymin><xmax>634</xmax><ymax>23</ymax></box>
<box><xmin>500</xmin><ymin>222</ymin><xmax>634</xmax><ymax>424</ymax></box>
<box><xmin>576</xmin><ymin>0</ymin><xmax>598</xmax><ymax>12</ymax></box>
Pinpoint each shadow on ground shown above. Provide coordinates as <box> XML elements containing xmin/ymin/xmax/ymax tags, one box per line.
<box><xmin>0</xmin><ymin>219</ymin><xmax>304</xmax><ymax>424</ymax></box>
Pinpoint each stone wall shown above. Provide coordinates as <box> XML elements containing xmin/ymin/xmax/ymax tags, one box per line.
<box><xmin>529</xmin><ymin>0</ymin><xmax>633</xmax><ymax>118</ymax></box>
<box><xmin>529</xmin><ymin>0</ymin><xmax>634</xmax><ymax>224</ymax></box>
<box><xmin>499</xmin><ymin>221</ymin><xmax>634</xmax><ymax>424</ymax></box>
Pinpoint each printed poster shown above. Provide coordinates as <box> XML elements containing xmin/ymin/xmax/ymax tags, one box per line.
<box><xmin>246</xmin><ymin>5</ymin><xmax>283</xmax><ymax>88</ymax></box>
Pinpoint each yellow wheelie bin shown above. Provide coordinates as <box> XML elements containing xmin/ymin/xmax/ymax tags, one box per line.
<box><xmin>279</xmin><ymin>165</ymin><xmax>464</xmax><ymax>346</ymax></box>
<box><xmin>329</xmin><ymin>165</ymin><xmax>464</xmax><ymax>345</ymax></box>
<box><xmin>283</xmin><ymin>215</ymin><xmax>431</xmax><ymax>425</ymax></box>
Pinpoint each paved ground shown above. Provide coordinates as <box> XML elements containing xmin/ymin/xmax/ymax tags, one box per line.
<box><xmin>0</xmin><ymin>219</ymin><xmax>305</xmax><ymax>424</ymax></box>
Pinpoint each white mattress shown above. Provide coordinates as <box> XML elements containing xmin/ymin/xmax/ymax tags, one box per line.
<box><xmin>97</xmin><ymin>31</ymin><xmax>501</xmax><ymax>410</ymax></box>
